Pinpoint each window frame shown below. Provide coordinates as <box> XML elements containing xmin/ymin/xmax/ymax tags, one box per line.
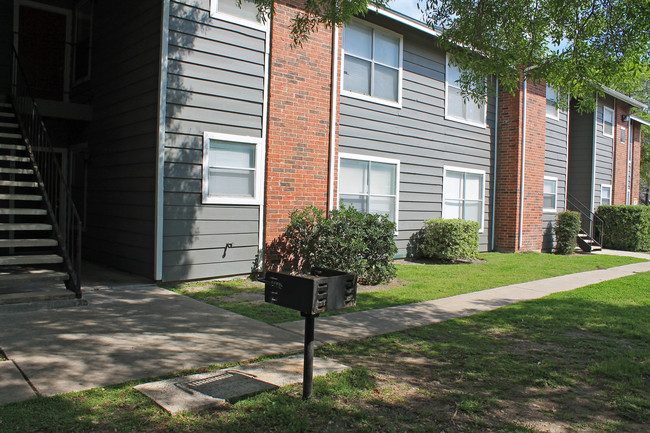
<box><xmin>601</xmin><ymin>184</ymin><xmax>612</xmax><ymax>206</ymax></box>
<box><xmin>72</xmin><ymin>0</ymin><xmax>92</xmax><ymax>85</ymax></box>
<box><xmin>545</xmin><ymin>85</ymin><xmax>560</xmax><ymax>120</ymax></box>
<box><xmin>543</xmin><ymin>176</ymin><xmax>558</xmax><ymax>213</ymax></box>
<box><xmin>444</xmin><ymin>53</ymin><xmax>487</xmax><ymax>128</ymax></box>
<box><xmin>603</xmin><ymin>106</ymin><xmax>615</xmax><ymax>138</ymax></box>
<box><xmin>442</xmin><ymin>165</ymin><xmax>486</xmax><ymax>232</ymax></box>
<box><xmin>341</xmin><ymin>18</ymin><xmax>403</xmax><ymax>108</ymax></box>
<box><xmin>337</xmin><ymin>152</ymin><xmax>401</xmax><ymax>231</ymax></box>
<box><xmin>202</xmin><ymin>131</ymin><xmax>264</xmax><ymax>205</ymax></box>
<box><xmin>210</xmin><ymin>0</ymin><xmax>267</xmax><ymax>30</ymax></box>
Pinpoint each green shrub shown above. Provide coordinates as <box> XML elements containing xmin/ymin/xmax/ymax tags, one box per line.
<box><xmin>281</xmin><ymin>205</ymin><xmax>397</xmax><ymax>285</ymax></box>
<box><xmin>596</xmin><ymin>205</ymin><xmax>650</xmax><ymax>251</ymax></box>
<box><xmin>553</xmin><ymin>211</ymin><xmax>581</xmax><ymax>254</ymax></box>
<box><xmin>419</xmin><ymin>218</ymin><xmax>479</xmax><ymax>262</ymax></box>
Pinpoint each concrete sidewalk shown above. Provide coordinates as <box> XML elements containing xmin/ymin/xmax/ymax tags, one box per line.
<box><xmin>1</xmin><ymin>250</ymin><xmax>649</xmax><ymax>406</ymax></box>
<box><xmin>276</xmin><ymin>250</ymin><xmax>650</xmax><ymax>343</ymax></box>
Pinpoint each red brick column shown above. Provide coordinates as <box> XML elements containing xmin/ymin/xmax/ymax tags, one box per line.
<box><xmin>495</xmin><ymin>77</ymin><xmax>546</xmax><ymax>251</ymax></box>
<box><xmin>264</xmin><ymin>1</ymin><xmax>338</xmax><ymax>250</ymax></box>
<box><xmin>632</xmin><ymin>122</ymin><xmax>642</xmax><ymax>204</ymax></box>
<box><xmin>612</xmin><ymin>101</ymin><xmax>630</xmax><ymax>204</ymax></box>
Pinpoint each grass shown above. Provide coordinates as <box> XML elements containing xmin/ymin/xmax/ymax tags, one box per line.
<box><xmin>164</xmin><ymin>252</ymin><xmax>645</xmax><ymax>323</ymax></box>
<box><xmin>1</xmin><ymin>270</ymin><xmax>648</xmax><ymax>432</ymax></box>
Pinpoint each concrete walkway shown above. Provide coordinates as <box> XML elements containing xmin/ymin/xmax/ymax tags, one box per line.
<box><xmin>1</xmin><ymin>250</ymin><xmax>649</xmax><ymax>406</ymax></box>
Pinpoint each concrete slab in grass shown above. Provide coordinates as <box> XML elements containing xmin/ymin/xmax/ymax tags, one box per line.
<box><xmin>0</xmin><ymin>361</ymin><xmax>36</xmax><ymax>405</ymax></box>
<box><xmin>135</xmin><ymin>355</ymin><xmax>348</xmax><ymax>414</ymax></box>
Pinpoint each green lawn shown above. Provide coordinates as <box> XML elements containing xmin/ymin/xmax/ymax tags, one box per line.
<box><xmin>2</xmin><ymin>270</ymin><xmax>648</xmax><ymax>432</ymax></box>
<box><xmin>165</xmin><ymin>252</ymin><xmax>645</xmax><ymax>323</ymax></box>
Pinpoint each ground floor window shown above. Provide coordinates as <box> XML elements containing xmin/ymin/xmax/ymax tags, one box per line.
<box><xmin>601</xmin><ymin>184</ymin><xmax>612</xmax><ymax>205</ymax></box>
<box><xmin>543</xmin><ymin>177</ymin><xmax>558</xmax><ymax>212</ymax></box>
<box><xmin>339</xmin><ymin>153</ymin><xmax>400</xmax><ymax>226</ymax></box>
<box><xmin>202</xmin><ymin>132</ymin><xmax>264</xmax><ymax>205</ymax></box>
<box><xmin>443</xmin><ymin>166</ymin><xmax>485</xmax><ymax>231</ymax></box>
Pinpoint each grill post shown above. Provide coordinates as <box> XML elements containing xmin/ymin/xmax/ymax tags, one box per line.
<box><xmin>302</xmin><ymin>312</ymin><xmax>317</xmax><ymax>400</ymax></box>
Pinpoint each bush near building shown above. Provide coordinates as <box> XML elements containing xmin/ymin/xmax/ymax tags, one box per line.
<box><xmin>597</xmin><ymin>205</ymin><xmax>650</xmax><ymax>252</ymax></box>
<box><xmin>553</xmin><ymin>211</ymin><xmax>581</xmax><ymax>255</ymax></box>
<box><xmin>419</xmin><ymin>218</ymin><xmax>480</xmax><ymax>262</ymax></box>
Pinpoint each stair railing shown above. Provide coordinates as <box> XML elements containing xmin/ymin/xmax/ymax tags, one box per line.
<box><xmin>566</xmin><ymin>192</ymin><xmax>604</xmax><ymax>247</ymax></box>
<box><xmin>10</xmin><ymin>45</ymin><xmax>82</xmax><ymax>297</ymax></box>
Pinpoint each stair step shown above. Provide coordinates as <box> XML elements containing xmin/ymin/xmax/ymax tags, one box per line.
<box><xmin>0</xmin><ymin>254</ymin><xmax>63</xmax><ymax>266</ymax></box>
<box><xmin>0</xmin><ymin>268</ymin><xmax>68</xmax><ymax>283</ymax></box>
<box><xmin>0</xmin><ymin>103</ymin><xmax>11</xmax><ymax>108</ymax></box>
<box><xmin>0</xmin><ymin>238</ymin><xmax>57</xmax><ymax>248</ymax></box>
<box><xmin>0</xmin><ymin>122</ymin><xmax>18</xmax><ymax>129</ymax></box>
<box><xmin>0</xmin><ymin>208</ymin><xmax>47</xmax><ymax>215</ymax></box>
<box><xmin>0</xmin><ymin>223</ymin><xmax>51</xmax><ymax>231</ymax></box>
<box><xmin>0</xmin><ymin>180</ymin><xmax>38</xmax><ymax>187</ymax></box>
<box><xmin>0</xmin><ymin>194</ymin><xmax>42</xmax><ymax>201</ymax></box>
<box><xmin>0</xmin><ymin>155</ymin><xmax>30</xmax><ymax>162</ymax></box>
<box><xmin>0</xmin><ymin>167</ymin><xmax>34</xmax><ymax>175</ymax></box>
<box><xmin>0</xmin><ymin>144</ymin><xmax>26</xmax><ymax>151</ymax></box>
<box><xmin>0</xmin><ymin>112</ymin><xmax>14</xmax><ymax>118</ymax></box>
<box><xmin>0</xmin><ymin>132</ymin><xmax>21</xmax><ymax>140</ymax></box>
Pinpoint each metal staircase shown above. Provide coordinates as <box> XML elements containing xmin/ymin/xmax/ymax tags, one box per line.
<box><xmin>566</xmin><ymin>193</ymin><xmax>603</xmax><ymax>253</ymax></box>
<box><xmin>0</xmin><ymin>46</ymin><xmax>82</xmax><ymax>305</ymax></box>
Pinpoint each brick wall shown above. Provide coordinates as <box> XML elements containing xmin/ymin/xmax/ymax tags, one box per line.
<box><xmin>632</xmin><ymin>122</ymin><xmax>642</xmax><ymax>204</ymax></box>
<box><xmin>612</xmin><ymin>101</ymin><xmax>630</xmax><ymax>204</ymax></box>
<box><xmin>264</xmin><ymin>1</ymin><xmax>339</xmax><ymax>252</ymax></box>
<box><xmin>495</xmin><ymin>77</ymin><xmax>546</xmax><ymax>251</ymax></box>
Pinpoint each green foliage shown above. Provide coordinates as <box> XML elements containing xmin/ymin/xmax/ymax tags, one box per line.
<box><xmin>281</xmin><ymin>205</ymin><xmax>397</xmax><ymax>285</ymax></box>
<box><xmin>597</xmin><ymin>205</ymin><xmax>650</xmax><ymax>252</ymax></box>
<box><xmin>553</xmin><ymin>211</ymin><xmax>581</xmax><ymax>255</ymax></box>
<box><xmin>419</xmin><ymin>218</ymin><xmax>479</xmax><ymax>262</ymax></box>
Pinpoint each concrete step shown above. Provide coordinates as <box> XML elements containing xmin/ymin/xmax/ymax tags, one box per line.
<box><xmin>0</xmin><ymin>223</ymin><xmax>51</xmax><ymax>231</ymax></box>
<box><xmin>0</xmin><ymin>112</ymin><xmax>14</xmax><ymax>118</ymax></box>
<box><xmin>0</xmin><ymin>267</ymin><xmax>68</xmax><ymax>284</ymax></box>
<box><xmin>0</xmin><ymin>122</ymin><xmax>18</xmax><ymax>129</ymax></box>
<box><xmin>0</xmin><ymin>103</ymin><xmax>11</xmax><ymax>108</ymax></box>
<box><xmin>0</xmin><ymin>155</ymin><xmax>29</xmax><ymax>163</ymax></box>
<box><xmin>0</xmin><ymin>254</ymin><xmax>63</xmax><ymax>266</ymax></box>
<box><xmin>0</xmin><ymin>133</ymin><xmax>21</xmax><ymax>140</ymax></box>
<box><xmin>0</xmin><ymin>144</ymin><xmax>26</xmax><ymax>151</ymax></box>
<box><xmin>0</xmin><ymin>208</ymin><xmax>47</xmax><ymax>215</ymax></box>
<box><xmin>0</xmin><ymin>167</ymin><xmax>34</xmax><ymax>175</ymax></box>
<box><xmin>0</xmin><ymin>238</ymin><xmax>57</xmax><ymax>248</ymax></box>
<box><xmin>0</xmin><ymin>180</ymin><xmax>38</xmax><ymax>187</ymax></box>
<box><xmin>0</xmin><ymin>194</ymin><xmax>42</xmax><ymax>201</ymax></box>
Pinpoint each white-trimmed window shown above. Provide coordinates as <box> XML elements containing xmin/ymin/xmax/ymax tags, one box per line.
<box><xmin>342</xmin><ymin>20</ymin><xmax>403</xmax><ymax>106</ymax></box>
<box><xmin>543</xmin><ymin>177</ymin><xmax>558</xmax><ymax>212</ymax></box>
<box><xmin>601</xmin><ymin>184</ymin><xmax>612</xmax><ymax>205</ymax></box>
<box><xmin>442</xmin><ymin>166</ymin><xmax>485</xmax><ymax>231</ymax></box>
<box><xmin>202</xmin><ymin>132</ymin><xmax>264</xmax><ymax>205</ymax></box>
<box><xmin>546</xmin><ymin>86</ymin><xmax>560</xmax><ymax>120</ymax></box>
<box><xmin>445</xmin><ymin>54</ymin><xmax>486</xmax><ymax>127</ymax></box>
<box><xmin>210</xmin><ymin>0</ymin><xmax>265</xmax><ymax>29</ymax></box>
<box><xmin>339</xmin><ymin>153</ymin><xmax>400</xmax><ymax>226</ymax></box>
<box><xmin>620</xmin><ymin>126</ymin><xmax>626</xmax><ymax>143</ymax></box>
<box><xmin>603</xmin><ymin>106</ymin><xmax>614</xmax><ymax>138</ymax></box>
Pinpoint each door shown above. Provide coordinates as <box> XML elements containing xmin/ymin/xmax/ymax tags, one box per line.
<box><xmin>16</xmin><ymin>3</ymin><xmax>70</xmax><ymax>100</ymax></box>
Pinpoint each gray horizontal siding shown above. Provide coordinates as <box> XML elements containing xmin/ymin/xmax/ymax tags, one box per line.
<box><xmin>542</xmin><ymin>110</ymin><xmax>569</xmax><ymax>252</ymax></box>
<box><xmin>162</xmin><ymin>0</ymin><xmax>266</xmax><ymax>281</ymax></box>
<box><xmin>84</xmin><ymin>0</ymin><xmax>161</xmax><ymax>278</ymax></box>
<box><xmin>339</xmin><ymin>21</ymin><xmax>495</xmax><ymax>255</ymax></box>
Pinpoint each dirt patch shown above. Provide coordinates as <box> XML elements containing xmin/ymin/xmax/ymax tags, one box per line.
<box><xmin>220</xmin><ymin>292</ymin><xmax>265</xmax><ymax>304</ymax></box>
<box><xmin>395</xmin><ymin>257</ymin><xmax>487</xmax><ymax>265</ymax></box>
<box><xmin>357</xmin><ymin>278</ymin><xmax>407</xmax><ymax>293</ymax></box>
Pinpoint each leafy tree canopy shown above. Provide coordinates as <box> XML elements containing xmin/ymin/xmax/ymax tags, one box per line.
<box><xmin>254</xmin><ymin>0</ymin><xmax>650</xmax><ymax>111</ymax></box>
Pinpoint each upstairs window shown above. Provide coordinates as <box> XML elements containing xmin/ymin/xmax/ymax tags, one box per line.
<box><xmin>445</xmin><ymin>54</ymin><xmax>486</xmax><ymax>127</ymax></box>
<box><xmin>211</xmin><ymin>0</ymin><xmax>264</xmax><ymax>28</ymax></box>
<box><xmin>443</xmin><ymin>166</ymin><xmax>485</xmax><ymax>231</ymax></box>
<box><xmin>339</xmin><ymin>154</ymin><xmax>400</xmax><ymax>226</ymax></box>
<box><xmin>603</xmin><ymin>106</ymin><xmax>614</xmax><ymax>138</ymax></box>
<box><xmin>73</xmin><ymin>0</ymin><xmax>92</xmax><ymax>84</ymax></box>
<box><xmin>202</xmin><ymin>132</ymin><xmax>264</xmax><ymax>205</ymax></box>
<box><xmin>543</xmin><ymin>177</ymin><xmax>557</xmax><ymax>212</ymax></box>
<box><xmin>343</xmin><ymin>20</ymin><xmax>402</xmax><ymax>105</ymax></box>
<box><xmin>546</xmin><ymin>86</ymin><xmax>560</xmax><ymax>120</ymax></box>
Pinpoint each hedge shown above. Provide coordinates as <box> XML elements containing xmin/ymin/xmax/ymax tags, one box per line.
<box><xmin>419</xmin><ymin>218</ymin><xmax>479</xmax><ymax>262</ymax></box>
<box><xmin>596</xmin><ymin>205</ymin><xmax>650</xmax><ymax>252</ymax></box>
<box><xmin>553</xmin><ymin>211</ymin><xmax>581</xmax><ymax>254</ymax></box>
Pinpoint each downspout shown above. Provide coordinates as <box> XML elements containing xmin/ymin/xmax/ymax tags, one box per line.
<box><xmin>490</xmin><ymin>78</ymin><xmax>499</xmax><ymax>251</ymax></box>
<box><xmin>328</xmin><ymin>26</ymin><xmax>339</xmax><ymax>211</ymax></box>
<box><xmin>564</xmin><ymin>94</ymin><xmax>570</xmax><ymax>211</ymax></box>
<box><xmin>626</xmin><ymin>115</ymin><xmax>632</xmax><ymax>204</ymax></box>
<box><xmin>154</xmin><ymin>0</ymin><xmax>170</xmax><ymax>281</ymax></box>
<box><xmin>259</xmin><ymin>17</ymin><xmax>272</xmax><ymax>261</ymax></box>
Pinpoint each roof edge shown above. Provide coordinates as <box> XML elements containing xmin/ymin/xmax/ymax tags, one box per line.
<box><xmin>631</xmin><ymin>114</ymin><xmax>650</xmax><ymax>127</ymax></box>
<box><xmin>600</xmin><ymin>86</ymin><xmax>648</xmax><ymax>110</ymax></box>
<box><xmin>367</xmin><ymin>6</ymin><xmax>441</xmax><ymax>38</ymax></box>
